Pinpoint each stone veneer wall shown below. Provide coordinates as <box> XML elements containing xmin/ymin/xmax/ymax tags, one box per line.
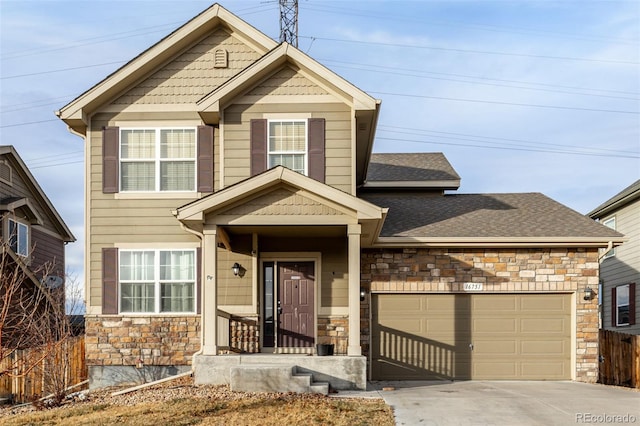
<box><xmin>360</xmin><ymin>247</ymin><xmax>600</xmax><ymax>383</ymax></box>
<box><xmin>85</xmin><ymin>316</ymin><xmax>200</xmax><ymax>367</ymax></box>
<box><xmin>317</xmin><ymin>317</ymin><xmax>349</xmax><ymax>355</ymax></box>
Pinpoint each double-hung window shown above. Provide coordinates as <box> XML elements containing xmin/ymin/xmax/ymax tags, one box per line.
<box><xmin>119</xmin><ymin>249</ymin><xmax>195</xmax><ymax>313</ymax></box>
<box><xmin>268</xmin><ymin>120</ymin><xmax>307</xmax><ymax>175</ymax></box>
<box><xmin>8</xmin><ymin>218</ymin><xmax>29</xmax><ymax>257</ymax></box>
<box><xmin>616</xmin><ymin>284</ymin><xmax>630</xmax><ymax>326</ymax></box>
<box><xmin>120</xmin><ymin>128</ymin><xmax>196</xmax><ymax>192</ymax></box>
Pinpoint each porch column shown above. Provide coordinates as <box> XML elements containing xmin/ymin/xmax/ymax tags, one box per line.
<box><xmin>202</xmin><ymin>225</ymin><xmax>218</xmax><ymax>355</ymax></box>
<box><xmin>347</xmin><ymin>224</ymin><xmax>362</xmax><ymax>356</ymax></box>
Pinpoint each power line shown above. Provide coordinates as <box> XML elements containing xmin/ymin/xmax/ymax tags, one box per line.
<box><xmin>369</xmin><ymin>91</ymin><xmax>640</xmax><ymax>115</ymax></box>
<box><xmin>375</xmin><ymin>136</ymin><xmax>640</xmax><ymax>159</ymax></box>
<box><xmin>0</xmin><ymin>119</ymin><xmax>59</xmax><ymax>129</ymax></box>
<box><xmin>378</xmin><ymin>125</ymin><xmax>640</xmax><ymax>156</ymax></box>
<box><xmin>302</xmin><ymin>36</ymin><xmax>640</xmax><ymax>65</ymax></box>
<box><xmin>322</xmin><ymin>59</ymin><xmax>640</xmax><ymax>100</ymax></box>
<box><xmin>1</xmin><ymin>61</ymin><xmax>126</xmax><ymax>80</ymax></box>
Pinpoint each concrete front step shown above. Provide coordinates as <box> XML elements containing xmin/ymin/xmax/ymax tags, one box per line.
<box><xmin>230</xmin><ymin>365</ymin><xmax>328</xmax><ymax>395</ymax></box>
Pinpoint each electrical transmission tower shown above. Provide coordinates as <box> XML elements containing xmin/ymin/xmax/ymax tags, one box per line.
<box><xmin>279</xmin><ymin>0</ymin><xmax>298</xmax><ymax>47</ymax></box>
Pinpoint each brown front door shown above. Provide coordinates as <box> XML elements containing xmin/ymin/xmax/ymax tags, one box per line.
<box><xmin>277</xmin><ymin>262</ymin><xmax>315</xmax><ymax>347</ymax></box>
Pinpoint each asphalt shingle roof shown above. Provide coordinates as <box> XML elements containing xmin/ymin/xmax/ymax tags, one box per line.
<box><xmin>360</xmin><ymin>192</ymin><xmax>624</xmax><ymax>239</ymax></box>
<box><xmin>366</xmin><ymin>153</ymin><xmax>460</xmax><ymax>183</ymax></box>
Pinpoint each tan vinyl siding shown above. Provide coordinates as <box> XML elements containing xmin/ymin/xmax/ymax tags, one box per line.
<box><xmin>246</xmin><ymin>67</ymin><xmax>331</xmax><ymax>97</ymax></box>
<box><xmin>112</xmin><ymin>28</ymin><xmax>263</xmax><ymax>105</ymax></box>
<box><xmin>601</xmin><ymin>201</ymin><xmax>640</xmax><ymax>333</ymax></box>
<box><xmin>87</xmin><ymin>119</ymin><xmax>201</xmax><ymax>311</ymax></box>
<box><xmin>217</xmin><ymin>236</ymin><xmax>253</xmax><ymax>306</ymax></box>
<box><xmin>224</xmin><ymin>103</ymin><xmax>352</xmax><ymax>193</ymax></box>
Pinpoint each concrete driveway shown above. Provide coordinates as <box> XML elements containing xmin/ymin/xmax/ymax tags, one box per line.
<box><xmin>368</xmin><ymin>381</ymin><xmax>640</xmax><ymax>426</ymax></box>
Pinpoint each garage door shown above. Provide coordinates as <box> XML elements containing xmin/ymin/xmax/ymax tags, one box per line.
<box><xmin>371</xmin><ymin>293</ymin><xmax>571</xmax><ymax>380</ymax></box>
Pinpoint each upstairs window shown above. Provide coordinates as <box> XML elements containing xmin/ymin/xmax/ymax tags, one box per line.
<box><xmin>268</xmin><ymin>120</ymin><xmax>307</xmax><ymax>175</ymax></box>
<box><xmin>8</xmin><ymin>218</ymin><xmax>29</xmax><ymax>257</ymax></box>
<box><xmin>120</xmin><ymin>128</ymin><xmax>196</xmax><ymax>192</ymax></box>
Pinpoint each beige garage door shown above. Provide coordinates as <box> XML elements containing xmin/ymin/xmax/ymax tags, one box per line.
<box><xmin>371</xmin><ymin>293</ymin><xmax>571</xmax><ymax>380</ymax></box>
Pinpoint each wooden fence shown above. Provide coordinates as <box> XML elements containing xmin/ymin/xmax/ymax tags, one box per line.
<box><xmin>0</xmin><ymin>336</ymin><xmax>87</xmax><ymax>404</ymax></box>
<box><xmin>599</xmin><ymin>329</ymin><xmax>640</xmax><ymax>389</ymax></box>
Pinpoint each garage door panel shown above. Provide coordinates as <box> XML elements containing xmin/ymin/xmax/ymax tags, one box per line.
<box><xmin>475</xmin><ymin>340</ymin><xmax>517</xmax><ymax>354</ymax></box>
<box><xmin>520</xmin><ymin>318</ymin><xmax>567</xmax><ymax>333</ymax></box>
<box><xmin>520</xmin><ymin>362</ymin><xmax>567</xmax><ymax>379</ymax></box>
<box><xmin>474</xmin><ymin>295</ymin><xmax>517</xmax><ymax>312</ymax></box>
<box><xmin>521</xmin><ymin>295</ymin><xmax>567</xmax><ymax>312</ymax></box>
<box><xmin>474</xmin><ymin>362</ymin><xmax>517</xmax><ymax>379</ymax></box>
<box><xmin>474</xmin><ymin>318</ymin><xmax>517</xmax><ymax>333</ymax></box>
<box><xmin>521</xmin><ymin>340</ymin><xmax>567</xmax><ymax>355</ymax></box>
<box><xmin>372</xmin><ymin>293</ymin><xmax>571</xmax><ymax>381</ymax></box>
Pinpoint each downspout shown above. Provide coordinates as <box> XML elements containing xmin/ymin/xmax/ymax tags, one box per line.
<box><xmin>599</xmin><ymin>241</ymin><xmax>613</xmax><ymax>261</ymax></box>
<box><xmin>178</xmin><ymin>221</ymin><xmax>205</xmax><ymax>363</ymax></box>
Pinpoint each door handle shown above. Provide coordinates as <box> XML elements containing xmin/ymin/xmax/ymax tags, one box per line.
<box><xmin>469</xmin><ymin>343</ymin><xmax>474</xmax><ymax>351</ymax></box>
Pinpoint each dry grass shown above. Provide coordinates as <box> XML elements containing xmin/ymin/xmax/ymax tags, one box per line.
<box><xmin>0</xmin><ymin>378</ymin><xmax>395</xmax><ymax>426</ymax></box>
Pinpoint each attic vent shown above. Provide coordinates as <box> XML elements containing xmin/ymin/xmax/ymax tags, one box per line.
<box><xmin>358</xmin><ymin>123</ymin><xmax>368</xmax><ymax>132</ymax></box>
<box><xmin>0</xmin><ymin>161</ymin><xmax>12</xmax><ymax>185</ymax></box>
<box><xmin>214</xmin><ymin>49</ymin><xmax>228</xmax><ymax>68</ymax></box>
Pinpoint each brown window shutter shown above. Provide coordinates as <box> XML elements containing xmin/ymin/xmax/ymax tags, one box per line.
<box><xmin>102</xmin><ymin>127</ymin><xmax>119</xmax><ymax>193</ymax></box>
<box><xmin>307</xmin><ymin>118</ymin><xmax>325</xmax><ymax>183</ymax></box>
<box><xmin>629</xmin><ymin>283</ymin><xmax>636</xmax><ymax>325</ymax></box>
<box><xmin>196</xmin><ymin>248</ymin><xmax>202</xmax><ymax>315</ymax></box>
<box><xmin>102</xmin><ymin>247</ymin><xmax>118</xmax><ymax>314</ymax></box>
<box><xmin>197</xmin><ymin>125</ymin><xmax>214</xmax><ymax>192</ymax></box>
<box><xmin>611</xmin><ymin>287</ymin><xmax>617</xmax><ymax>327</ymax></box>
<box><xmin>250</xmin><ymin>119</ymin><xmax>267</xmax><ymax>176</ymax></box>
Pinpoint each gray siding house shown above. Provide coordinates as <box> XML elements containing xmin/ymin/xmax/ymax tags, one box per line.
<box><xmin>589</xmin><ymin>180</ymin><xmax>640</xmax><ymax>334</ymax></box>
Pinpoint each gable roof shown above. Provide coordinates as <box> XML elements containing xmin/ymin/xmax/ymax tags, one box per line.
<box><xmin>0</xmin><ymin>146</ymin><xmax>75</xmax><ymax>243</ymax></box>
<box><xmin>360</xmin><ymin>191</ymin><xmax>625</xmax><ymax>247</ymax></box>
<box><xmin>588</xmin><ymin>179</ymin><xmax>640</xmax><ymax>219</ymax></box>
<box><xmin>175</xmin><ymin>166</ymin><xmax>387</xmax><ymax>246</ymax></box>
<box><xmin>363</xmin><ymin>153</ymin><xmax>460</xmax><ymax>189</ymax></box>
<box><xmin>56</xmin><ymin>3</ymin><xmax>278</xmax><ymax>133</ymax></box>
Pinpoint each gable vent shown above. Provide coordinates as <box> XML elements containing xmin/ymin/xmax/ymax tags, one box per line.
<box><xmin>0</xmin><ymin>161</ymin><xmax>12</xmax><ymax>185</ymax></box>
<box><xmin>214</xmin><ymin>49</ymin><xmax>228</xmax><ymax>68</ymax></box>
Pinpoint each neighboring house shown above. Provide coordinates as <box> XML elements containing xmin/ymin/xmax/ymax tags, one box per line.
<box><xmin>0</xmin><ymin>145</ymin><xmax>76</xmax><ymax>345</ymax></box>
<box><xmin>589</xmin><ymin>180</ymin><xmax>640</xmax><ymax>334</ymax></box>
<box><xmin>56</xmin><ymin>4</ymin><xmax>624</xmax><ymax>391</ymax></box>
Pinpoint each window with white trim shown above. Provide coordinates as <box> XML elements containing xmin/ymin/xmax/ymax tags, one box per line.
<box><xmin>616</xmin><ymin>284</ymin><xmax>630</xmax><ymax>326</ymax></box>
<box><xmin>8</xmin><ymin>218</ymin><xmax>29</xmax><ymax>257</ymax></box>
<box><xmin>602</xmin><ymin>216</ymin><xmax>616</xmax><ymax>258</ymax></box>
<box><xmin>120</xmin><ymin>128</ymin><xmax>196</xmax><ymax>192</ymax></box>
<box><xmin>268</xmin><ymin>120</ymin><xmax>307</xmax><ymax>175</ymax></box>
<box><xmin>119</xmin><ymin>249</ymin><xmax>195</xmax><ymax>313</ymax></box>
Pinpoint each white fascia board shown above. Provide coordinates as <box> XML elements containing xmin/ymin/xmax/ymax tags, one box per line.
<box><xmin>373</xmin><ymin>236</ymin><xmax>629</xmax><ymax>248</ymax></box>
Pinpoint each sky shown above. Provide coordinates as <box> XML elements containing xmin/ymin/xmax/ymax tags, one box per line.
<box><xmin>1</xmin><ymin>0</ymin><xmax>639</xmax><ymax>294</ymax></box>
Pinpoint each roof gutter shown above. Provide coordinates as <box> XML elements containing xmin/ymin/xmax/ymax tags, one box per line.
<box><xmin>371</xmin><ymin>236</ymin><xmax>628</xmax><ymax>249</ymax></box>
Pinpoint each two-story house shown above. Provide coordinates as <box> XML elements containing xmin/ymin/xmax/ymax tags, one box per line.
<box><xmin>56</xmin><ymin>4</ymin><xmax>624</xmax><ymax>392</ymax></box>
<box><xmin>589</xmin><ymin>180</ymin><xmax>639</xmax><ymax>334</ymax></box>
<box><xmin>0</xmin><ymin>145</ymin><xmax>76</xmax><ymax>346</ymax></box>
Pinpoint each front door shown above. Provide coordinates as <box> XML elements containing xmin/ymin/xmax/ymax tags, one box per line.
<box><xmin>278</xmin><ymin>262</ymin><xmax>315</xmax><ymax>347</ymax></box>
<box><xmin>262</xmin><ymin>261</ymin><xmax>315</xmax><ymax>349</ymax></box>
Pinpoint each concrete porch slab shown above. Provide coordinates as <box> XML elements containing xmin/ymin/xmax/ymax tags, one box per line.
<box><xmin>193</xmin><ymin>354</ymin><xmax>367</xmax><ymax>390</ymax></box>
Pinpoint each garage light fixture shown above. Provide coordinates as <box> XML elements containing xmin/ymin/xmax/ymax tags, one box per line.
<box><xmin>583</xmin><ymin>287</ymin><xmax>595</xmax><ymax>301</ymax></box>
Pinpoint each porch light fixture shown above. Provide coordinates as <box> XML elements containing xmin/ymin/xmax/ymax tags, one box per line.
<box><xmin>360</xmin><ymin>287</ymin><xmax>366</xmax><ymax>302</ymax></box>
<box><xmin>584</xmin><ymin>287</ymin><xmax>595</xmax><ymax>301</ymax></box>
<box><xmin>232</xmin><ymin>263</ymin><xmax>241</xmax><ymax>276</ymax></box>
